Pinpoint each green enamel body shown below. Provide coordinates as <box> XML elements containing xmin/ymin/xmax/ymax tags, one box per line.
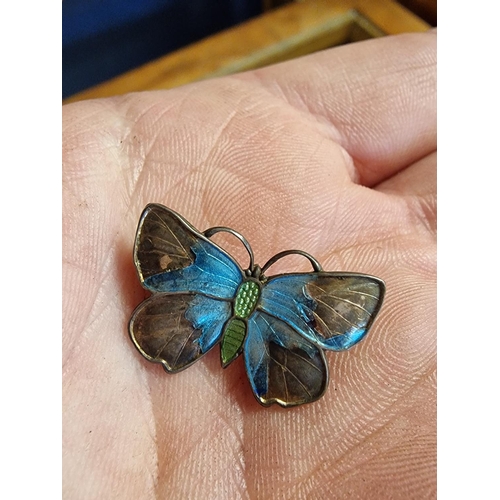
<box><xmin>221</xmin><ymin>280</ymin><xmax>261</xmax><ymax>366</ymax></box>
<box><xmin>234</xmin><ymin>280</ymin><xmax>260</xmax><ymax>318</ymax></box>
<box><xmin>221</xmin><ymin>318</ymin><xmax>246</xmax><ymax>366</ymax></box>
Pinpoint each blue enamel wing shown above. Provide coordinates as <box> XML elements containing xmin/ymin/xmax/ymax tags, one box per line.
<box><xmin>129</xmin><ymin>204</ymin><xmax>385</xmax><ymax>407</ymax></box>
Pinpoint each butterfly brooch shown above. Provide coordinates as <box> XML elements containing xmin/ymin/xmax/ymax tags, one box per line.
<box><xmin>129</xmin><ymin>204</ymin><xmax>385</xmax><ymax>407</ymax></box>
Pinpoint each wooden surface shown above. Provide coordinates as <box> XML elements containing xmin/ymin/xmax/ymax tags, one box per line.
<box><xmin>64</xmin><ymin>0</ymin><xmax>430</xmax><ymax>104</ymax></box>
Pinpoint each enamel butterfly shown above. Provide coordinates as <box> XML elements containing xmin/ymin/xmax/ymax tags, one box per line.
<box><xmin>129</xmin><ymin>204</ymin><xmax>385</xmax><ymax>407</ymax></box>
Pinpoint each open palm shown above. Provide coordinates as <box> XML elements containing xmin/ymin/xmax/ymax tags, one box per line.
<box><xmin>63</xmin><ymin>32</ymin><xmax>436</xmax><ymax>499</ymax></box>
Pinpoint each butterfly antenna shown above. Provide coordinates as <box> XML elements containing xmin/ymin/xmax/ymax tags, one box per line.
<box><xmin>204</xmin><ymin>226</ymin><xmax>255</xmax><ymax>272</ymax></box>
<box><xmin>261</xmin><ymin>250</ymin><xmax>323</xmax><ymax>275</ymax></box>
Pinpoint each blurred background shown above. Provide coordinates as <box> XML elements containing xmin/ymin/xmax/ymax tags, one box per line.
<box><xmin>63</xmin><ymin>0</ymin><xmax>436</xmax><ymax>103</ymax></box>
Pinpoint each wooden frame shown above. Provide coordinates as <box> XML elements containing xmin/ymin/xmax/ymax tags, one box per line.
<box><xmin>64</xmin><ymin>0</ymin><xmax>429</xmax><ymax>104</ymax></box>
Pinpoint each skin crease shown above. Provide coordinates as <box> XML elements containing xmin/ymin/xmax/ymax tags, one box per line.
<box><xmin>63</xmin><ymin>32</ymin><xmax>436</xmax><ymax>499</ymax></box>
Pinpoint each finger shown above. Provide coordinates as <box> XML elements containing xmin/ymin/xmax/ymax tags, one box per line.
<box><xmin>375</xmin><ymin>151</ymin><xmax>436</xmax><ymax>198</ymax></box>
<box><xmin>238</xmin><ymin>31</ymin><xmax>436</xmax><ymax>186</ymax></box>
<box><xmin>374</xmin><ymin>152</ymin><xmax>436</xmax><ymax>237</ymax></box>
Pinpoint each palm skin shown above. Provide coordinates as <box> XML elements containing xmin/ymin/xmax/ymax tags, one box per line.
<box><xmin>63</xmin><ymin>32</ymin><xmax>436</xmax><ymax>499</ymax></box>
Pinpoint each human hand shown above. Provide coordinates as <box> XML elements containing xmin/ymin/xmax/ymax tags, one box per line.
<box><xmin>63</xmin><ymin>31</ymin><xmax>436</xmax><ymax>498</ymax></box>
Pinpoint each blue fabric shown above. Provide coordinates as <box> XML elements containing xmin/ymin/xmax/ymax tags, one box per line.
<box><xmin>63</xmin><ymin>0</ymin><xmax>171</xmax><ymax>45</ymax></box>
<box><xmin>144</xmin><ymin>239</ymin><xmax>243</xmax><ymax>300</ymax></box>
<box><xmin>62</xmin><ymin>0</ymin><xmax>262</xmax><ymax>98</ymax></box>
